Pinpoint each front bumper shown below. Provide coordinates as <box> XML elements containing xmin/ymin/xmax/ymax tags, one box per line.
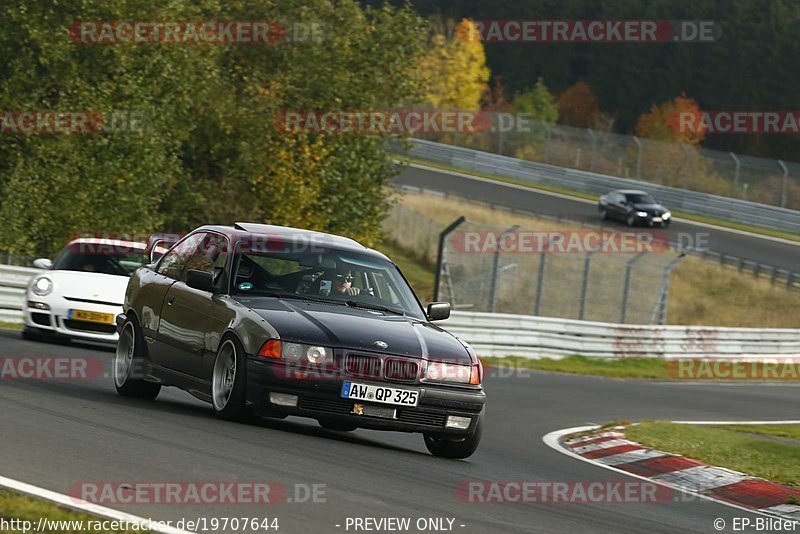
<box><xmin>23</xmin><ymin>296</ymin><xmax>120</xmax><ymax>343</ymax></box>
<box><xmin>633</xmin><ymin>212</ymin><xmax>670</xmax><ymax>226</ymax></box>
<box><xmin>246</xmin><ymin>357</ymin><xmax>486</xmax><ymax>436</ymax></box>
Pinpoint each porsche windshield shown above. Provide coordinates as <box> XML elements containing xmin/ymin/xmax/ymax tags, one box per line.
<box><xmin>231</xmin><ymin>244</ymin><xmax>425</xmax><ymax>320</ymax></box>
<box><xmin>52</xmin><ymin>244</ymin><xmax>146</xmax><ymax>276</ymax></box>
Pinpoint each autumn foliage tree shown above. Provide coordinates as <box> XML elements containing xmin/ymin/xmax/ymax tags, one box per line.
<box><xmin>634</xmin><ymin>94</ymin><xmax>707</xmax><ymax>145</ymax></box>
<box><xmin>417</xmin><ymin>18</ymin><xmax>490</xmax><ymax>110</ymax></box>
<box><xmin>557</xmin><ymin>82</ymin><xmax>599</xmax><ymax>128</ymax></box>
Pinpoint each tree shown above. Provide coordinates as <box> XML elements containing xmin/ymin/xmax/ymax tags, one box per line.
<box><xmin>634</xmin><ymin>94</ymin><xmax>707</xmax><ymax>145</ymax></box>
<box><xmin>417</xmin><ymin>18</ymin><xmax>490</xmax><ymax>110</ymax></box>
<box><xmin>513</xmin><ymin>78</ymin><xmax>559</xmax><ymax>123</ymax></box>
<box><xmin>557</xmin><ymin>81</ymin><xmax>598</xmax><ymax>128</ymax></box>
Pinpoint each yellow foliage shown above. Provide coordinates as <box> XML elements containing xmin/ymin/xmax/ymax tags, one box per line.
<box><xmin>416</xmin><ymin>19</ymin><xmax>490</xmax><ymax>110</ymax></box>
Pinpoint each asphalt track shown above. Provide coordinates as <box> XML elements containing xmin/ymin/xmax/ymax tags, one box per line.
<box><xmin>393</xmin><ymin>164</ymin><xmax>800</xmax><ymax>273</ymax></box>
<box><xmin>1</xmin><ymin>330</ymin><xmax>797</xmax><ymax>533</ymax></box>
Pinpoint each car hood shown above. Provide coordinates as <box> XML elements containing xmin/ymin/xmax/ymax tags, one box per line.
<box><xmin>39</xmin><ymin>270</ymin><xmax>129</xmax><ymax>304</ymax></box>
<box><xmin>238</xmin><ymin>297</ymin><xmax>472</xmax><ymax>363</ymax></box>
<box><xmin>632</xmin><ymin>203</ymin><xmax>667</xmax><ymax>213</ymax></box>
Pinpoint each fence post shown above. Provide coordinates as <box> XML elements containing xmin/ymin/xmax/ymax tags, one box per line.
<box><xmin>730</xmin><ymin>152</ymin><xmax>740</xmax><ymax>194</ymax></box>
<box><xmin>682</xmin><ymin>144</ymin><xmax>693</xmax><ymax>189</ymax></box>
<box><xmin>544</xmin><ymin>124</ymin><xmax>551</xmax><ymax>163</ymax></box>
<box><xmin>534</xmin><ymin>252</ymin><xmax>547</xmax><ymax>316</ymax></box>
<box><xmin>488</xmin><ymin>225</ymin><xmax>519</xmax><ymax>312</ymax></box>
<box><xmin>587</xmin><ymin>128</ymin><xmax>596</xmax><ymax>172</ymax></box>
<box><xmin>632</xmin><ymin>136</ymin><xmax>643</xmax><ymax>179</ymax></box>
<box><xmin>778</xmin><ymin>160</ymin><xmax>789</xmax><ymax>208</ymax></box>
<box><xmin>433</xmin><ymin>216</ymin><xmax>466</xmax><ymax>302</ymax></box>
<box><xmin>651</xmin><ymin>253</ymin><xmax>687</xmax><ymax>325</ymax></box>
<box><xmin>620</xmin><ymin>252</ymin><xmax>646</xmax><ymax>323</ymax></box>
<box><xmin>578</xmin><ymin>251</ymin><xmax>595</xmax><ymax>321</ymax></box>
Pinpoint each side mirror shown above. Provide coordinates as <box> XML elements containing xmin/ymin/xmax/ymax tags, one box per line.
<box><xmin>33</xmin><ymin>258</ymin><xmax>53</xmax><ymax>270</ymax></box>
<box><xmin>186</xmin><ymin>269</ymin><xmax>215</xmax><ymax>292</ymax></box>
<box><xmin>426</xmin><ymin>302</ymin><xmax>451</xmax><ymax>321</ymax></box>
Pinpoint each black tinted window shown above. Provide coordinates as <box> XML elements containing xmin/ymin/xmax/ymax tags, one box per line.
<box><xmin>52</xmin><ymin>243</ymin><xmax>145</xmax><ymax>276</ymax></box>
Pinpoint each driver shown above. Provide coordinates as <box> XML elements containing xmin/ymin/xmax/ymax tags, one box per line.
<box><xmin>326</xmin><ymin>269</ymin><xmax>360</xmax><ymax>296</ymax></box>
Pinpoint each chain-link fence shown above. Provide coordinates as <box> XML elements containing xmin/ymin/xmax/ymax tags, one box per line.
<box><xmin>416</xmin><ymin>114</ymin><xmax>800</xmax><ymax>210</ymax></box>
<box><xmin>383</xmin><ymin>202</ymin><xmax>686</xmax><ymax>324</ymax></box>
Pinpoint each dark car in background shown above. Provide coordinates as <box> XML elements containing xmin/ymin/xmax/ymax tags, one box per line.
<box><xmin>598</xmin><ymin>189</ymin><xmax>672</xmax><ymax>227</ymax></box>
<box><xmin>114</xmin><ymin>223</ymin><xmax>486</xmax><ymax>458</ymax></box>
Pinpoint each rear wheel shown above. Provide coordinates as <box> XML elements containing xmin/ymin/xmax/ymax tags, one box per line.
<box><xmin>211</xmin><ymin>337</ymin><xmax>248</xmax><ymax>420</ymax></box>
<box><xmin>114</xmin><ymin>320</ymin><xmax>161</xmax><ymax>400</ymax></box>
<box><xmin>424</xmin><ymin>408</ymin><xmax>484</xmax><ymax>459</ymax></box>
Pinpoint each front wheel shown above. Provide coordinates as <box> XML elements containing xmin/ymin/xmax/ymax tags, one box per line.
<box><xmin>211</xmin><ymin>337</ymin><xmax>248</xmax><ymax>420</ymax></box>
<box><xmin>114</xmin><ymin>320</ymin><xmax>161</xmax><ymax>400</ymax></box>
<box><xmin>423</xmin><ymin>408</ymin><xmax>484</xmax><ymax>459</ymax></box>
<box><xmin>626</xmin><ymin>213</ymin><xmax>636</xmax><ymax>227</ymax></box>
<box><xmin>599</xmin><ymin>206</ymin><xmax>609</xmax><ymax>220</ymax></box>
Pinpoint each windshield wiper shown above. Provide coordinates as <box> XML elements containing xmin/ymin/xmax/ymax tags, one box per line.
<box><xmin>345</xmin><ymin>300</ymin><xmax>405</xmax><ymax>316</ymax></box>
<box><xmin>260</xmin><ymin>292</ymin><xmax>345</xmax><ymax>305</ymax></box>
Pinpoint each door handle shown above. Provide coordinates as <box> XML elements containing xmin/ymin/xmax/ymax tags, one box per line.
<box><xmin>166</xmin><ymin>295</ymin><xmax>175</xmax><ymax>306</ymax></box>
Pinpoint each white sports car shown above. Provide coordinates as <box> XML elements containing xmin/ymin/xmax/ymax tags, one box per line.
<box><xmin>23</xmin><ymin>238</ymin><xmax>148</xmax><ymax>343</ymax></box>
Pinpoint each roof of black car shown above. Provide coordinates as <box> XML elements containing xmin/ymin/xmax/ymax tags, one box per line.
<box><xmin>196</xmin><ymin>222</ymin><xmax>388</xmax><ymax>259</ymax></box>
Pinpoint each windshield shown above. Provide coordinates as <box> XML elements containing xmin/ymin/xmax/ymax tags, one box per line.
<box><xmin>52</xmin><ymin>244</ymin><xmax>146</xmax><ymax>276</ymax></box>
<box><xmin>231</xmin><ymin>243</ymin><xmax>425</xmax><ymax>320</ymax></box>
<box><xmin>625</xmin><ymin>193</ymin><xmax>656</xmax><ymax>204</ymax></box>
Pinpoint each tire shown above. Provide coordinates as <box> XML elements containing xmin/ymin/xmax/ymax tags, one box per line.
<box><xmin>662</xmin><ymin>220</ymin><xmax>671</xmax><ymax>228</ymax></box>
<box><xmin>211</xmin><ymin>336</ymin><xmax>248</xmax><ymax>420</ymax></box>
<box><xmin>599</xmin><ymin>206</ymin><xmax>609</xmax><ymax>220</ymax></box>
<box><xmin>626</xmin><ymin>213</ymin><xmax>636</xmax><ymax>227</ymax></box>
<box><xmin>21</xmin><ymin>327</ymin><xmax>42</xmax><ymax>342</ymax></box>
<box><xmin>318</xmin><ymin>419</ymin><xmax>358</xmax><ymax>432</ymax></box>
<box><xmin>423</xmin><ymin>408</ymin><xmax>484</xmax><ymax>459</ymax></box>
<box><xmin>114</xmin><ymin>319</ymin><xmax>161</xmax><ymax>400</ymax></box>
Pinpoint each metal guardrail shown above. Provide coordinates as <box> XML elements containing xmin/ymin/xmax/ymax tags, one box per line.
<box><xmin>399</xmin><ymin>139</ymin><xmax>800</xmax><ymax>234</ymax></box>
<box><xmin>442</xmin><ymin>311</ymin><xmax>800</xmax><ymax>359</ymax></box>
<box><xmin>0</xmin><ymin>265</ymin><xmax>41</xmax><ymax>324</ymax></box>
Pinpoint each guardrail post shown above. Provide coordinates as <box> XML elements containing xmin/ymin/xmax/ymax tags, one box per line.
<box><xmin>433</xmin><ymin>216</ymin><xmax>466</xmax><ymax>302</ymax></box>
<box><xmin>632</xmin><ymin>136</ymin><xmax>643</xmax><ymax>179</ymax></box>
<box><xmin>778</xmin><ymin>160</ymin><xmax>789</xmax><ymax>208</ymax></box>
<box><xmin>534</xmin><ymin>252</ymin><xmax>547</xmax><ymax>316</ymax></box>
<box><xmin>730</xmin><ymin>152</ymin><xmax>740</xmax><ymax>195</ymax></box>
<box><xmin>620</xmin><ymin>251</ymin><xmax>646</xmax><ymax>323</ymax></box>
<box><xmin>578</xmin><ymin>251</ymin><xmax>595</xmax><ymax>320</ymax></box>
<box><xmin>488</xmin><ymin>225</ymin><xmax>519</xmax><ymax>312</ymax></box>
<box><xmin>587</xmin><ymin>128</ymin><xmax>596</xmax><ymax>172</ymax></box>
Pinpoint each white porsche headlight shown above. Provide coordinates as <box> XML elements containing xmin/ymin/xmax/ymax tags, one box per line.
<box><xmin>31</xmin><ymin>276</ymin><xmax>53</xmax><ymax>296</ymax></box>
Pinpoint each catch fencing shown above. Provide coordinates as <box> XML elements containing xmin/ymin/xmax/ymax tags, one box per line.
<box><xmin>442</xmin><ymin>311</ymin><xmax>800</xmax><ymax>360</ymax></box>
<box><xmin>413</xmin><ymin>115</ymin><xmax>800</xmax><ymax>212</ymax></box>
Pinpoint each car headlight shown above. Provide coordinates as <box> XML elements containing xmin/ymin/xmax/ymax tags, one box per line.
<box><xmin>636</xmin><ymin>211</ymin><xmax>648</xmax><ymax>217</ymax></box>
<box><xmin>258</xmin><ymin>340</ymin><xmax>331</xmax><ymax>364</ymax></box>
<box><xmin>425</xmin><ymin>361</ymin><xmax>480</xmax><ymax>385</ymax></box>
<box><xmin>31</xmin><ymin>276</ymin><xmax>53</xmax><ymax>296</ymax></box>
<box><xmin>662</xmin><ymin>211</ymin><xmax>671</xmax><ymax>219</ymax></box>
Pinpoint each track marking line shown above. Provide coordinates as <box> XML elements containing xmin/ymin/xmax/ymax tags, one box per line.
<box><xmin>398</xmin><ymin>160</ymin><xmax>800</xmax><ymax>248</ymax></box>
<box><xmin>0</xmin><ymin>474</ymin><xmax>194</xmax><ymax>534</ymax></box>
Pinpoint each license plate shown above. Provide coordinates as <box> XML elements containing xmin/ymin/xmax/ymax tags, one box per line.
<box><xmin>68</xmin><ymin>309</ymin><xmax>115</xmax><ymax>324</ymax></box>
<box><xmin>341</xmin><ymin>381</ymin><xmax>419</xmax><ymax>407</ymax></box>
<box><xmin>652</xmin><ymin>217</ymin><xmax>663</xmax><ymax>223</ymax></box>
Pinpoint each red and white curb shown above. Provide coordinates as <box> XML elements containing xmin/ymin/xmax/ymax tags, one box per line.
<box><xmin>543</xmin><ymin>423</ymin><xmax>800</xmax><ymax>522</ymax></box>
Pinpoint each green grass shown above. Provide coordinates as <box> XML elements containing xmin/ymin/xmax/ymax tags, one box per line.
<box><xmin>626</xmin><ymin>422</ymin><xmax>800</xmax><ymax>488</ymax></box>
<box><xmin>480</xmin><ymin>355</ymin><xmax>672</xmax><ymax>379</ymax></box>
<box><xmin>396</xmin><ymin>155</ymin><xmax>800</xmax><ymax>243</ymax></box>
<box><xmin>373</xmin><ymin>240</ymin><xmax>436</xmax><ymax>302</ymax></box>
<box><xmin>0</xmin><ymin>321</ymin><xmax>21</xmax><ymax>331</ymax></box>
<box><xmin>0</xmin><ymin>490</ymin><xmax>148</xmax><ymax>533</ymax></box>
<box><xmin>713</xmin><ymin>425</ymin><xmax>800</xmax><ymax>441</ymax></box>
